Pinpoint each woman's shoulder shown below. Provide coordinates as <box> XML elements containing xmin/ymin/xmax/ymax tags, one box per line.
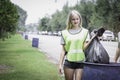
<box><xmin>82</xmin><ymin>27</ymin><xmax>89</xmax><ymax>32</ymax></box>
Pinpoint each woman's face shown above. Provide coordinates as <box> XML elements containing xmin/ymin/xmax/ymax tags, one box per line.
<box><xmin>71</xmin><ymin>13</ymin><xmax>80</xmax><ymax>28</ymax></box>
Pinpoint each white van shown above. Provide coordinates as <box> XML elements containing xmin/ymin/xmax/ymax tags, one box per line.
<box><xmin>100</xmin><ymin>30</ymin><xmax>115</xmax><ymax>41</ymax></box>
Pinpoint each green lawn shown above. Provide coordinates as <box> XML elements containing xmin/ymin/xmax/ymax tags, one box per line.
<box><xmin>0</xmin><ymin>34</ymin><xmax>61</xmax><ymax>80</ymax></box>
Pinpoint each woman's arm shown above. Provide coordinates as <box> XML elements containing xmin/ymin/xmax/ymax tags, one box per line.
<box><xmin>83</xmin><ymin>34</ymin><xmax>97</xmax><ymax>50</ymax></box>
<box><xmin>58</xmin><ymin>45</ymin><xmax>66</xmax><ymax>74</ymax></box>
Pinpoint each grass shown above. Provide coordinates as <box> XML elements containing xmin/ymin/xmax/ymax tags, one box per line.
<box><xmin>0</xmin><ymin>34</ymin><xmax>61</xmax><ymax>80</ymax></box>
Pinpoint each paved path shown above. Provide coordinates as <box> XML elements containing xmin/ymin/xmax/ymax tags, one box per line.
<box><xmin>26</xmin><ymin>34</ymin><xmax>61</xmax><ymax>64</ymax></box>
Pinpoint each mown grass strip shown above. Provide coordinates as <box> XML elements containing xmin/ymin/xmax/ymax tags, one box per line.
<box><xmin>0</xmin><ymin>34</ymin><xmax>61</xmax><ymax>80</ymax></box>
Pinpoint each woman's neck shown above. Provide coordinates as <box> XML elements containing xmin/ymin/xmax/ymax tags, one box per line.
<box><xmin>72</xmin><ymin>26</ymin><xmax>81</xmax><ymax>30</ymax></box>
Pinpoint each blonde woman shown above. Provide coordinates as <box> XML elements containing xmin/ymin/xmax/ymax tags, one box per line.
<box><xmin>58</xmin><ymin>10</ymin><xmax>95</xmax><ymax>80</ymax></box>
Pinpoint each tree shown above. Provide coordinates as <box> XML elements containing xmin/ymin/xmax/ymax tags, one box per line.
<box><xmin>16</xmin><ymin>5</ymin><xmax>27</xmax><ymax>31</ymax></box>
<box><xmin>38</xmin><ymin>17</ymin><xmax>50</xmax><ymax>31</ymax></box>
<box><xmin>0</xmin><ymin>0</ymin><xmax>19</xmax><ymax>40</ymax></box>
<box><xmin>78</xmin><ymin>0</ymin><xmax>95</xmax><ymax>28</ymax></box>
<box><xmin>48</xmin><ymin>3</ymin><xmax>70</xmax><ymax>31</ymax></box>
<box><xmin>95</xmin><ymin>0</ymin><xmax>120</xmax><ymax>33</ymax></box>
<box><xmin>38</xmin><ymin>0</ymin><xmax>120</xmax><ymax>33</ymax></box>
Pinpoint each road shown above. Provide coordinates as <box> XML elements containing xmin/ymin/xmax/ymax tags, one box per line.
<box><xmin>26</xmin><ymin>34</ymin><xmax>118</xmax><ymax>64</ymax></box>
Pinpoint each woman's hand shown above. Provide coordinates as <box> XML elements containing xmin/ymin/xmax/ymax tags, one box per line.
<box><xmin>91</xmin><ymin>33</ymin><xmax>97</xmax><ymax>40</ymax></box>
<box><xmin>84</xmin><ymin>33</ymin><xmax>97</xmax><ymax>50</ymax></box>
<box><xmin>58</xmin><ymin>64</ymin><xmax>63</xmax><ymax>75</ymax></box>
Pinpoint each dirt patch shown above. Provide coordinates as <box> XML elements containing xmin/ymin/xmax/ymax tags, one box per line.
<box><xmin>0</xmin><ymin>64</ymin><xmax>13</xmax><ymax>74</ymax></box>
<box><xmin>46</xmin><ymin>54</ymin><xmax>58</xmax><ymax>64</ymax></box>
<box><xmin>39</xmin><ymin>49</ymin><xmax>58</xmax><ymax>64</ymax></box>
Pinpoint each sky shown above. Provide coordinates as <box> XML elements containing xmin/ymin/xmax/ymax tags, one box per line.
<box><xmin>11</xmin><ymin>0</ymin><xmax>80</xmax><ymax>25</ymax></box>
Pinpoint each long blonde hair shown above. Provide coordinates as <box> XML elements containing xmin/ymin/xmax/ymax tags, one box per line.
<box><xmin>66</xmin><ymin>10</ymin><xmax>82</xmax><ymax>30</ymax></box>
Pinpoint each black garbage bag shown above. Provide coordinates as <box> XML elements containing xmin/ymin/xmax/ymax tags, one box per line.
<box><xmin>84</xmin><ymin>37</ymin><xmax>110</xmax><ymax>63</ymax></box>
<box><xmin>85</xmin><ymin>28</ymin><xmax>109</xmax><ymax>64</ymax></box>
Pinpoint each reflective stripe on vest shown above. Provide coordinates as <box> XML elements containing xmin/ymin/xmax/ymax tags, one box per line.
<box><xmin>62</xmin><ymin>28</ymin><xmax>88</xmax><ymax>62</ymax></box>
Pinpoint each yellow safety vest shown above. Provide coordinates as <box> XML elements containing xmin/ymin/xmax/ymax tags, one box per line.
<box><xmin>62</xmin><ymin>28</ymin><xmax>88</xmax><ymax>62</ymax></box>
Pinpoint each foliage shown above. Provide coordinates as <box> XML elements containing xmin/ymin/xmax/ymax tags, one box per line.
<box><xmin>38</xmin><ymin>16</ymin><xmax>50</xmax><ymax>31</ymax></box>
<box><xmin>16</xmin><ymin>5</ymin><xmax>27</xmax><ymax>31</ymax></box>
<box><xmin>38</xmin><ymin>0</ymin><xmax>120</xmax><ymax>34</ymax></box>
<box><xmin>77</xmin><ymin>0</ymin><xmax>96</xmax><ymax>28</ymax></box>
<box><xmin>0</xmin><ymin>0</ymin><xmax>19</xmax><ymax>40</ymax></box>
<box><xmin>38</xmin><ymin>3</ymin><xmax>70</xmax><ymax>32</ymax></box>
<box><xmin>95</xmin><ymin>0</ymin><xmax>120</xmax><ymax>32</ymax></box>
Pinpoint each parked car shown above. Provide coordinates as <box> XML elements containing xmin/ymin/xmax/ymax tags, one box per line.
<box><xmin>99</xmin><ymin>30</ymin><xmax>115</xmax><ymax>41</ymax></box>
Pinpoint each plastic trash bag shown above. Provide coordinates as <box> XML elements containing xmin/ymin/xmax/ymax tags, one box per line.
<box><xmin>84</xmin><ymin>28</ymin><xmax>110</xmax><ymax>64</ymax></box>
<box><xmin>84</xmin><ymin>37</ymin><xmax>110</xmax><ymax>63</ymax></box>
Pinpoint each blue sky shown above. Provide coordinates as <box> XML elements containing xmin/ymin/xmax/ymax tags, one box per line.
<box><xmin>11</xmin><ymin>0</ymin><xmax>80</xmax><ymax>24</ymax></box>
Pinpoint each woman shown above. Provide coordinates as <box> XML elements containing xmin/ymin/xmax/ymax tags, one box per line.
<box><xmin>58</xmin><ymin>10</ymin><xmax>95</xmax><ymax>80</ymax></box>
